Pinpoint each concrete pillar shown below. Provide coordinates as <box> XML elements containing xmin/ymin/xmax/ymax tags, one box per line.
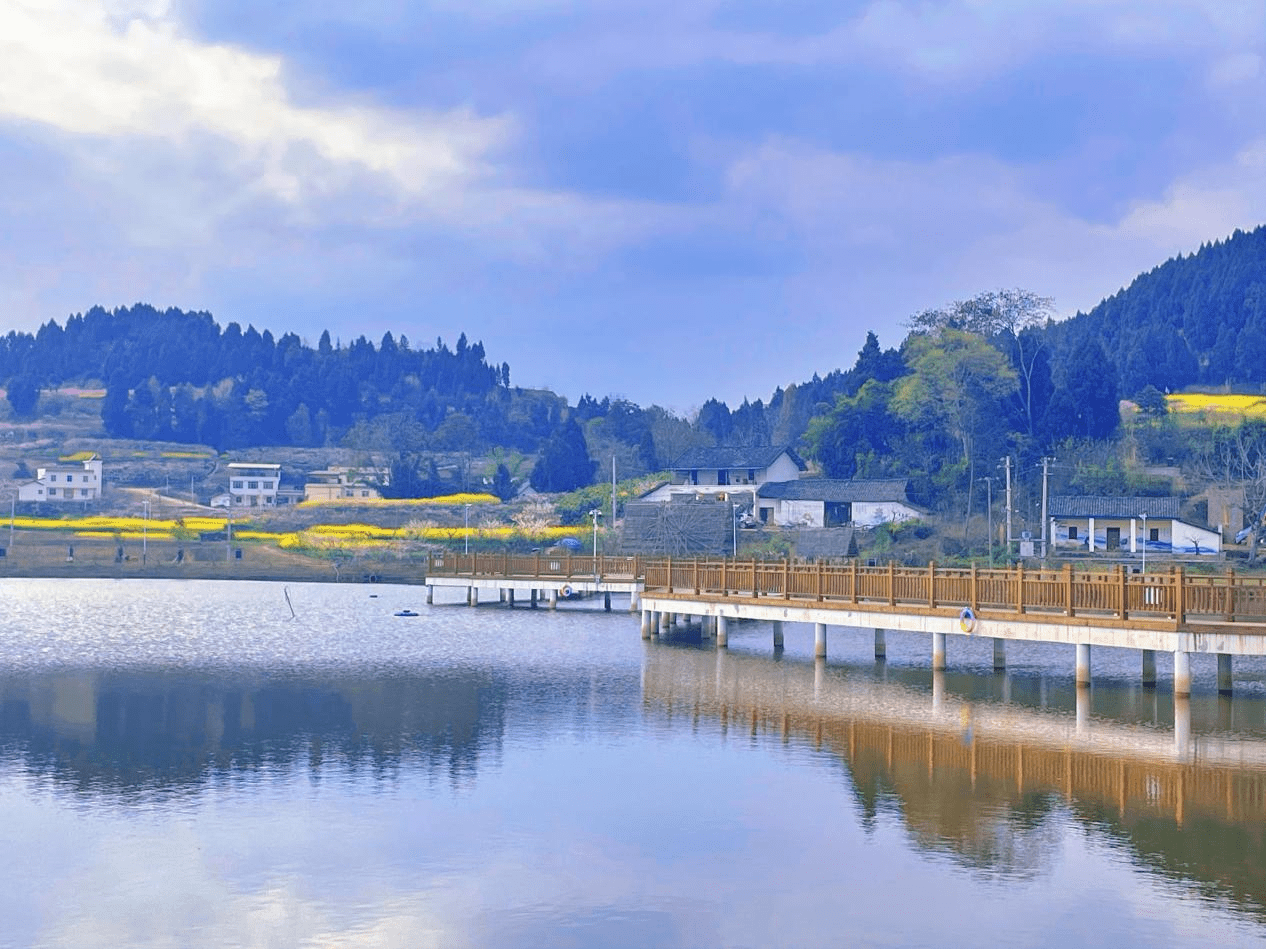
<box><xmin>1142</xmin><ymin>649</ymin><xmax>1156</xmax><ymax>687</ymax></box>
<box><xmin>1174</xmin><ymin>695</ymin><xmax>1192</xmax><ymax>760</ymax></box>
<box><xmin>499</xmin><ymin>589</ymin><xmax>506</xmax><ymax>603</ymax></box>
<box><xmin>468</xmin><ymin>586</ymin><xmax>478</xmax><ymax>607</ymax></box>
<box><xmin>700</xmin><ymin>616</ymin><xmax>713</xmax><ymax>640</ymax></box>
<box><xmin>992</xmin><ymin>637</ymin><xmax>1006</xmax><ymax>672</ymax></box>
<box><xmin>640</xmin><ymin>610</ymin><xmax>652</xmax><ymax>640</ymax></box>
<box><xmin>932</xmin><ymin>669</ymin><xmax>945</xmax><ymax>711</ymax></box>
<box><xmin>658</xmin><ymin>611</ymin><xmax>670</xmax><ymax>634</ymax></box>
<box><xmin>530</xmin><ymin>589</ymin><xmax>537</xmax><ymax>609</ymax></box>
<box><xmin>717</xmin><ymin>615</ymin><xmax>729</xmax><ymax>648</ymax></box>
<box><xmin>548</xmin><ymin>589</ymin><xmax>558</xmax><ymax>611</ymax></box>
<box><xmin>508</xmin><ymin>589</ymin><xmax>515</xmax><ymax>608</ymax></box>
<box><xmin>1075</xmin><ymin>643</ymin><xmax>1091</xmax><ymax>688</ymax></box>
<box><xmin>874</xmin><ymin>629</ymin><xmax>886</xmax><ymax>660</ymax></box>
<box><xmin>932</xmin><ymin>631</ymin><xmax>946</xmax><ymax>671</ymax></box>
<box><xmin>604</xmin><ymin>592</ymin><xmax>611</xmax><ymax>612</ymax></box>
<box><xmin>1076</xmin><ymin>685</ymin><xmax>1090</xmax><ymax>737</ymax></box>
<box><xmin>630</xmin><ymin>590</ymin><xmax>641</xmax><ymax>612</ymax></box>
<box><xmin>1218</xmin><ymin>653</ymin><xmax>1233</xmax><ymax>695</ymax></box>
<box><xmin>814</xmin><ymin>623</ymin><xmax>827</xmax><ymax>659</ymax></box>
<box><xmin>426</xmin><ymin>585</ymin><xmax>434</xmax><ymax>605</ymax></box>
<box><xmin>772</xmin><ymin>620</ymin><xmax>785</xmax><ymax>649</ymax></box>
<box><xmin>814</xmin><ymin>658</ymin><xmax>825</xmax><ymax>701</ymax></box>
<box><xmin>1173</xmin><ymin>650</ymin><xmax>1192</xmax><ymax>697</ymax></box>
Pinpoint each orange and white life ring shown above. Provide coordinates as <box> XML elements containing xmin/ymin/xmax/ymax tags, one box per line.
<box><xmin>561</xmin><ymin>584</ymin><xmax>574</xmax><ymax>598</ymax></box>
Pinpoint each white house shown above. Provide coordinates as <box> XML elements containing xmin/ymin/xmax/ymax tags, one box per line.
<box><xmin>757</xmin><ymin>479</ymin><xmax>921</xmax><ymax>528</ymax></box>
<box><xmin>17</xmin><ymin>454</ymin><xmax>103</xmax><ymax>503</ymax></box>
<box><xmin>227</xmin><ymin>462</ymin><xmax>282</xmax><ymax>507</ymax></box>
<box><xmin>642</xmin><ymin>446</ymin><xmax>807</xmax><ymax>504</ymax></box>
<box><xmin>1049</xmin><ymin>496</ymin><xmax>1222</xmax><ymax>557</ymax></box>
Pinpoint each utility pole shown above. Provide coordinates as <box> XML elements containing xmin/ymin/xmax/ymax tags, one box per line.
<box><xmin>1040</xmin><ymin>456</ymin><xmax>1052</xmax><ymax>560</ymax></box>
<box><xmin>611</xmin><ymin>456</ymin><xmax>617</xmax><ymax>534</ymax></box>
<box><xmin>1001</xmin><ymin>455</ymin><xmax>1013</xmax><ymax>553</ymax></box>
<box><xmin>980</xmin><ymin>477</ymin><xmax>994</xmax><ymax>566</ymax></box>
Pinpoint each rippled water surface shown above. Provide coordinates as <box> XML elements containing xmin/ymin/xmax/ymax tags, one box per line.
<box><xmin>3</xmin><ymin>578</ymin><xmax>1266</xmax><ymax>948</ymax></box>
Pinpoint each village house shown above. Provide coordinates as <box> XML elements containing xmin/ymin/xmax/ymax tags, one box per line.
<box><xmin>756</xmin><ymin>478</ymin><xmax>921</xmax><ymax>528</ymax></box>
<box><xmin>1049</xmin><ymin>496</ymin><xmax>1222</xmax><ymax>557</ymax></box>
<box><xmin>17</xmin><ymin>453</ymin><xmax>103</xmax><ymax>504</ymax></box>
<box><xmin>303</xmin><ymin>467</ymin><xmax>382</xmax><ymax>502</ymax></box>
<box><xmin>642</xmin><ymin>446</ymin><xmax>807</xmax><ymax>506</ymax></box>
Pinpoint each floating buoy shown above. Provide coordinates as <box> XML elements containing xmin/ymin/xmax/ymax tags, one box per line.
<box><xmin>560</xmin><ymin>584</ymin><xmax>573</xmax><ymax>598</ymax></box>
<box><xmin>959</xmin><ymin>606</ymin><xmax>977</xmax><ymax>634</ymax></box>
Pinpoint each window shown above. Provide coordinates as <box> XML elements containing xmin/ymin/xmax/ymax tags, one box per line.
<box><xmin>232</xmin><ymin>480</ymin><xmax>243</xmax><ymax>489</ymax></box>
<box><xmin>80</xmin><ymin>489</ymin><xmax>89</xmax><ymax>497</ymax></box>
<box><xmin>263</xmin><ymin>481</ymin><xmax>274</xmax><ymax>489</ymax></box>
<box><xmin>82</xmin><ymin>475</ymin><xmax>88</xmax><ymax>482</ymax></box>
<box><xmin>1149</xmin><ymin>528</ymin><xmax>1159</xmax><ymax>542</ymax></box>
<box><xmin>48</xmin><ymin>474</ymin><xmax>57</xmax><ymax>482</ymax></box>
<box><xmin>48</xmin><ymin>488</ymin><xmax>57</xmax><ymax>497</ymax></box>
<box><xmin>1068</xmin><ymin>526</ymin><xmax>1079</xmax><ymax>540</ymax></box>
<box><xmin>248</xmin><ymin>481</ymin><xmax>259</xmax><ymax>489</ymax></box>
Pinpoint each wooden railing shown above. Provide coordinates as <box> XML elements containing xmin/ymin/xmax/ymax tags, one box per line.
<box><xmin>425</xmin><ymin>554</ymin><xmax>1266</xmax><ymax>626</ymax></box>
<box><xmin>426</xmin><ymin>551</ymin><xmax>644</xmax><ymax>583</ymax></box>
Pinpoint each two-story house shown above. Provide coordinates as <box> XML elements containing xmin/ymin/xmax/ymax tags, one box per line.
<box><xmin>642</xmin><ymin>446</ymin><xmax>807</xmax><ymax>507</ymax></box>
<box><xmin>17</xmin><ymin>454</ymin><xmax>103</xmax><ymax>503</ymax></box>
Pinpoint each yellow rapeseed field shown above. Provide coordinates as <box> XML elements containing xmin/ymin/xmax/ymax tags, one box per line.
<box><xmin>1167</xmin><ymin>393</ymin><xmax>1266</xmax><ymax>418</ymax></box>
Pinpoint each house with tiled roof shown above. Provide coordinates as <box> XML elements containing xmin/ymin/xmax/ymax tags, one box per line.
<box><xmin>1049</xmin><ymin>496</ymin><xmax>1221</xmax><ymax>557</ymax></box>
<box><xmin>757</xmin><ymin>478</ymin><xmax>920</xmax><ymax>528</ymax></box>
<box><xmin>641</xmin><ymin>445</ymin><xmax>806</xmax><ymax>506</ymax></box>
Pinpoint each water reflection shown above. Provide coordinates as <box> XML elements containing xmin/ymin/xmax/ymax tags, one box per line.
<box><xmin>642</xmin><ymin>642</ymin><xmax>1266</xmax><ymax>920</ymax></box>
<box><xmin>0</xmin><ymin>669</ymin><xmax>509</xmax><ymax>797</ymax></box>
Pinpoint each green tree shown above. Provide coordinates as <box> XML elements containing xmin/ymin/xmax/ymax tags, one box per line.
<box><xmin>891</xmin><ymin>329</ymin><xmax>1018</xmax><ymax>529</ymax></box>
<box><xmin>5</xmin><ymin>375</ymin><xmax>39</xmax><ymax>418</ymax></box>
<box><xmin>530</xmin><ymin>417</ymin><xmax>595</xmax><ymax>492</ymax></box>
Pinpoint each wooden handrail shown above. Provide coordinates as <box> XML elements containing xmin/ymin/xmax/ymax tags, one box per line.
<box><xmin>423</xmin><ymin>555</ymin><xmax>1266</xmax><ymax>628</ymax></box>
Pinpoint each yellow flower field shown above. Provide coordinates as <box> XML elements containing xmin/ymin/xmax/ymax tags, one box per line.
<box><xmin>1168</xmin><ymin>393</ymin><xmax>1266</xmax><ymax>418</ymax></box>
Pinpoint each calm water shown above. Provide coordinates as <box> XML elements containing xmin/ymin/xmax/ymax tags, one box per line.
<box><xmin>2</xmin><ymin>578</ymin><xmax>1266</xmax><ymax>948</ymax></box>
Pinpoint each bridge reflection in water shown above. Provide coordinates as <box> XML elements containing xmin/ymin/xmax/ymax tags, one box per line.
<box><xmin>640</xmin><ymin>641</ymin><xmax>1266</xmax><ymax>919</ymax></box>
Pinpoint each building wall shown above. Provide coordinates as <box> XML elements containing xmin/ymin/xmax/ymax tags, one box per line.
<box><xmin>852</xmin><ymin>501</ymin><xmax>919</xmax><ymax>528</ymax></box>
<box><xmin>1051</xmin><ymin>517</ymin><xmax>1222</xmax><ymax>555</ymax></box>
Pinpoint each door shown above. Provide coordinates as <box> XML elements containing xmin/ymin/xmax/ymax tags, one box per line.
<box><xmin>1105</xmin><ymin>526</ymin><xmax>1120</xmax><ymax>550</ymax></box>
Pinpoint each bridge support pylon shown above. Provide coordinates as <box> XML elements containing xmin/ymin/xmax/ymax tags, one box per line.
<box><xmin>467</xmin><ymin>586</ymin><xmax>478</xmax><ymax>607</ymax></box>
<box><xmin>426</xmin><ymin>586</ymin><xmax>434</xmax><ymax>605</ymax></box>
<box><xmin>1218</xmin><ymin>653</ymin><xmax>1233</xmax><ymax>695</ymax></box>
<box><xmin>640</xmin><ymin>610</ymin><xmax>653</xmax><ymax>640</ymax></box>
<box><xmin>1142</xmin><ymin>649</ymin><xmax>1156</xmax><ymax>687</ymax></box>
<box><xmin>548</xmin><ymin>589</ymin><xmax>558</xmax><ymax>611</ymax></box>
<box><xmin>814</xmin><ymin>623</ymin><xmax>827</xmax><ymax>658</ymax></box>
<box><xmin>874</xmin><ymin>628</ymin><xmax>886</xmax><ymax>660</ymax></box>
<box><xmin>932</xmin><ymin>632</ymin><xmax>946</xmax><ymax>671</ymax></box>
<box><xmin>772</xmin><ymin>620</ymin><xmax>784</xmax><ymax>650</ymax></box>
<box><xmin>993</xmin><ymin>637</ymin><xmax>1006</xmax><ymax>672</ymax></box>
<box><xmin>1075</xmin><ymin>643</ymin><xmax>1091</xmax><ymax>688</ymax></box>
<box><xmin>1174</xmin><ymin>650</ymin><xmax>1192</xmax><ymax>697</ymax></box>
<box><xmin>717</xmin><ymin>615</ymin><xmax>728</xmax><ymax>648</ymax></box>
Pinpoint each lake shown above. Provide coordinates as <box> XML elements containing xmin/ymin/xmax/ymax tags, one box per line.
<box><xmin>2</xmin><ymin>578</ymin><xmax>1265</xmax><ymax>948</ymax></box>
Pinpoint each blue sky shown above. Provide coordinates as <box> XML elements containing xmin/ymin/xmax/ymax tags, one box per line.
<box><xmin>3</xmin><ymin>1</ymin><xmax>1266</xmax><ymax>411</ymax></box>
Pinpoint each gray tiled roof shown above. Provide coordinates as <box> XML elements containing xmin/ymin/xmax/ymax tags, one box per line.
<box><xmin>758</xmin><ymin>478</ymin><xmax>911</xmax><ymax>503</ymax></box>
<box><xmin>1049</xmin><ymin>496</ymin><xmax>1181</xmax><ymax>519</ymax></box>
<box><xmin>669</xmin><ymin>445</ymin><xmax>806</xmax><ymax>472</ymax></box>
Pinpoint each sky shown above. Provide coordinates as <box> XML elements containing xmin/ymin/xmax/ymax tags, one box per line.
<box><xmin>3</xmin><ymin>1</ymin><xmax>1266</xmax><ymax>413</ymax></box>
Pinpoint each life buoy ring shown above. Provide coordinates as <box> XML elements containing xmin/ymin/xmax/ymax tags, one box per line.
<box><xmin>959</xmin><ymin>606</ymin><xmax>977</xmax><ymax>634</ymax></box>
<box><xmin>561</xmin><ymin>584</ymin><xmax>573</xmax><ymax>598</ymax></box>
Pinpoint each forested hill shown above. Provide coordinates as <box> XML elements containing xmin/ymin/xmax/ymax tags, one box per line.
<box><xmin>1055</xmin><ymin>224</ymin><xmax>1266</xmax><ymax>394</ymax></box>
<box><xmin>0</xmin><ymin>303</ymin><xmax>550</xmax><ymax>451</ymax></box>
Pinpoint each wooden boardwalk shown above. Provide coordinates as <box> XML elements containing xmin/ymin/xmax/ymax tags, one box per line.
<box><xmin>425</xmin><ymin>554</ymin><xmax>1266</xmax><ymax>692</ymax></box>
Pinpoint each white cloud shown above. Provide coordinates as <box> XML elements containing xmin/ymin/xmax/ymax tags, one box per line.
<box><xmin>0</xmin><ymin>0</ymin><xmax>510</xmax><ymax>204</ymax></box>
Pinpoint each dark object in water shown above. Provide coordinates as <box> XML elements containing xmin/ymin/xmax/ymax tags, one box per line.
<box><xmin>394</xmin><ymin>609</ymin><xmax>420</xmax><ymax>617</ymax></box>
